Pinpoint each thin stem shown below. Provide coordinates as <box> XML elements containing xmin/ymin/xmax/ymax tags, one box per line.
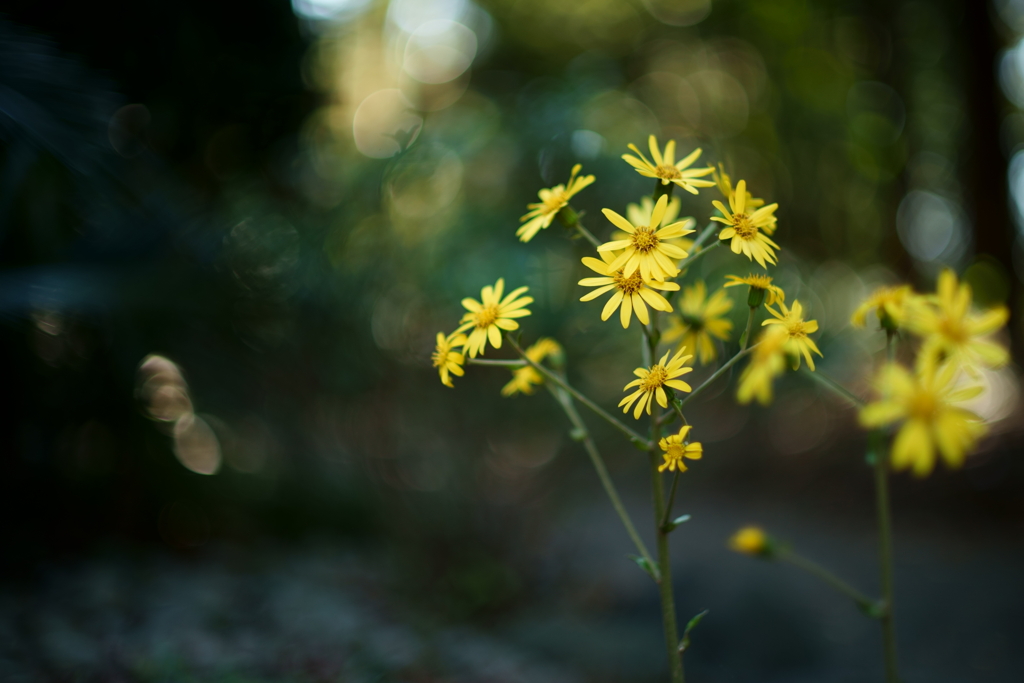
<box><xmin>467</xmin><ymin>358</ymin><xmax>526</xmax><ymax>367</ymax></box>
<box><xmin>660</xmin><ymin>470</ymin><xmax>681</xmax><ymax>531</ymax></box>
<box><xmin>546</xmin><ymin>384</ymin><xmax>656</xmax><ymax>571</ymax></box>
<box><xmin>645</xmin><ymin>324</ymin><xmax>684</xmax><ymax>683</ymax></box>
<box><xmin>876</xmin><ymin>331</ymin><xmax>900</xmax><ymax>682</ymax></box>
<box><xmin>675</xmin><ymin>345</ymin><xmax>755</xmax><ymax>410</ymax></box>
<box><xmin>801</xmin><ymin>367</ymin><xmax>865</xmax><ymax>408</ymax></box>
<box><xmin>740</xmin><ymin>305</ymin><xmax>757</xmax><ymax>352</ymax></box>
<box><xmin>573</xmin><ymin>218</ymin><xmax>602</xmax><ymax>249</ymax></box>
<box><xmin>677</xmin><ymin>239</ymin><xmax>721</xmax><ymax>272</ymax></box>
<box><xmin>778</xmin><ymin>550</ymin><xmax>879</xmax><ymax>616</ymax></box>
<box><xmin>689</xmin><ymin>222</ymin><xmax>717</xmax><ymax>251</ymax></box>
<box><xmin>505</xmin><ymin>334</ymin><xmax>652</xmax><ymax>448</ymax></box>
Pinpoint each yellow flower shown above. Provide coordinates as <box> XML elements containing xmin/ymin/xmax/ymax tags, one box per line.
<box><xmin>906</xmin><ymin>270</ymin><xmax>1009</xmax><ymax>372</ymax></box>
<box><xmin>622</xmin><ymin>196</ymin><xmax>695</xmax><ymax>255</ymax></box>
<box><xmin>712</xmin><ymin>180</ymin><xmax>780</xmax><ymax>268</ymax></box>
<box><xmin>762</xmin><ymin>299</ymin><xmax>823</xmax><ymax>371</ymax></box>
<box><xmin>598</xmin><ymin>194</ymin><xmax>694</xmax><ymax>281</ymax></box>
<box><xmin>620</xmin><ymin>348</ymin><xmax>694</xmax><ymax>419</ymax></box>
<box><xmin>662</xmin><ymin>281</ymin><xmax>734</xmax><ymax>365</ymax></box>
<box><xmin>729</xmin><ymin>526</ymin><xmax>769</xmax><ymax>556</ymax></box>
<box><xmin>658</xmin><ymin>425</ymin><xmax>703</xmax><ymax>472</ymax></box>
<box><xmin>724</xmin><ymin>274</ymin><xmax>785</xmax><ymax>307</ymax></box>
<box><xmin>517</xmin><ymin>164</ymin><xmax>596</xmax><ymax>242</ymax></box>
<box><xmin>737</xmin><ymin>326</ymin><xmax>789</xmax><ymax>405</ymax></box>
<box><xmin>456</xmin><ymin>278</ymin><xmax>533</xmax><ymax>358</ymax></box>
<box><xmin>432</xmin><ymin>331</ymin><xmax>467</xmax><ymax>388</ymax></box>
<box><xmin>860</xmin><ymin>360</ymin><xmax>987</xmax><ymax>477</ymax></box>
<box><xmin>851</xmin><ymin>285</ymin><xmax>915</xmax><ymax>330</ymax></box>
<box><xmin>622</xmin><ymin>135</ymin><xmax>715</xmax><ymax>194</ymax></box>
<box><xmin>501</xmin><ymin>338</ymin><xmax>562</xmax><ymax>396</ymax></box>
<box><xmin>578</xmin><ymin>250</ymin><xmax>679</xmax><ymax>328</ymax></box>
<box><xmin>713</xmin><ymin>165</ymin><xmax>776</xmax><ymax>236</ymax></box>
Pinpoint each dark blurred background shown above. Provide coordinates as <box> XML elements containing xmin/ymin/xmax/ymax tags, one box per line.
<box><xmin>1</xmin><ymin>0</ymin><xmax>1022</xmax><ymax>681</ymax></box>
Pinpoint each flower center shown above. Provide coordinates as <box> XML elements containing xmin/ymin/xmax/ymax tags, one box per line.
<box><xmin>640</xmin><ymin>364</ymin><xmax>668</xmax><ymax>392</ymax></box>
<box><xmin>542</xmin><ymin>190</ymin><xmax>568</xmax><ymax>214</ymax></box>
<box><xmin>908</xmin><ymin>389</ymin><xmax>937</xmax><ymax>420</ymax></box>
<box><xmin>787</xmin><ymin>321</ymin><xmax>807</xmax><ymax>339</ymax></box>
<box><xmin>655</xmin><ymin>165</ymin><xmax>682</xmax><ymax>180</ymax></box>
<box><xmin>631</xmin><ymin>226</ymin><xmax>659</xmax><ymax>253</ymax></box>
<box><xmin>938</xmin><ymin>316</ymin><xmax>968</xmax><ymax>343</ymax></box>
<box><xmin>474</xmin><ymin>304</ymin><xmax>500</xmax><ymax>328</ymax></box>
<box><xmin>614</xmin><ymin>269</ymin><xmax>644</xmax><ymax>295</ymax></box>
<box><xmin>680</xmin><ymin>313</ymin><xmax>705</xmax><ymax>331</ymax></box>
<box><xmin>665</xmin><ymin>444</ymin><xmax>685</xmax><ymax>461</ymax></box>
<box><xmin>733</xmin><ymin>214</ymin><xmax>757</xmax><ymax>239</ymax></box>
<box><xmin>431</xmin><ymin>344</ymin><xmax>449</xmax><ymax>368</ymax></box>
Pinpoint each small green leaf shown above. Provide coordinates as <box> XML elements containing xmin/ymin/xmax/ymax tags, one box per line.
<box><xmin>569</xmin><ymin>427</ymin><xmax>587</xmax><ymax>442</ymax></box>
<box><xmin>677</xmin><ymin>609</ymin><xmax>709</xmax><ymax>653</ymax></box>
<box><xmin>665</xmin><ymin>514</ymin><xmax>691</xmax><ymax>531</ymax></box>
<box><xmin>628</xmin><ymin>554</ymin><xmax>660</xmax><ymax>581</ymax></box>
<box><xmin>631</xmin><ymin>438</ymin><xmax>649</xmax><ymax>451</ymax></box>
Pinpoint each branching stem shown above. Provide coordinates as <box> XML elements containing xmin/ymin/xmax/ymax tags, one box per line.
<box><xmin>801</xmin><ymin>367</ymin><xmax>865</xmax><ymax>408</ymax></box>
<box><xmin>546</xmin><ymin>384</ymin><xmax>656</xmax><ymax>573</ymax></box>
<box><xmin>505</xmin><ymin>334</ymin><xmax>652</xmax><ymax>448</ymax></box>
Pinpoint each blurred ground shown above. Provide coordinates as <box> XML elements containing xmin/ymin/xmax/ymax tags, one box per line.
<box><xmin>3</xmin><ymin>423</ymin><xmax>1022</xmax><ymax>683</ymax></box>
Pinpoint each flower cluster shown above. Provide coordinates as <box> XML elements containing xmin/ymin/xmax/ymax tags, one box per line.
<box><xmin>432</xmin><ymin>128</ymin><xmax>1011</xmax><ymax>681</ymax></box>
<box><xmin>432</xmin><ymin>278</ymin><xmax>533</xmax><ymax>388</ymax></box>
<box><xmin>852</xmin><ymin>270</ymin><xmax>1008</xmax><ymax>476</ymax></box>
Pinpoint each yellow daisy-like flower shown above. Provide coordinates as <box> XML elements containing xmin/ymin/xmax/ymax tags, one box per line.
<box><xmin>851</xmin><ymin>285</ymin><xmax>916</xmax><ymax>330</ymax></box>
<box><xmin>712</xmin><ymin>180</ymin><xmax>780</xmax><ymax>268</ymax></box>
<box><xmin>620</xmin><ymin>196</ymin><xmax>696</xmax><ymax>267</ymax></box>
<box><xmin>763</xmin><ymin>299</ymin><xmax>823</xmax><ymax>371</ymax></box>
<box><xmin>860</xmin><ymin>360</ymin><xmax>987</xmax><ymax>477</ymax></box>
<box><xmin>598</xmin><ymin>194</ymin><xmax>694</xmax><ymax>281</ymax></box>
<box><xmin>723</xmin><ymin>274</ymin><xmax>786</xmax><ymax>307</ymax></box>
<box><xmin>906</xmin><ymin>270</ymin><xmax>1009</xmax><ymax>372</ymax></box>
<box><xmin>661</xmin><ymin>281</ymin><xmax>734</xmax><ymax>365</ymax></box>
<box><xmin>619</xmin><ymin>348</ymin><xmax>694</xmax><ymax>420</ymax></box>
<box><xmin>622</xmin><ymin>135</ymin><xmax>715</xmax><ymax>194</ymax></box>
<box><xmin>517</xmin><ymin>164</ymin><xmax>596</xmax><ymax>243</ymax></box>
<box><xmin>456</xmin><ymin>278</ymin><xmax>533</xmax><ymax>358</ymax></box>
<box><xmin>713</xmin><ymin>164</ymin><xmax>775</xmax><ymax>236</ymax></box>
<box><xmin>737</xmin><ymin>326</ymin><xmax>789</xmax><ymax>405</ymax></box>
<box><xmin>501</xmin><ymin>338</ymin><xmax>562</xmax><ymax>397</ymax></box>
<box><xmin>658</xmin><ymin>425</ymin><xmax>703</xmax><ymax>473</ymax></box>
<box><xmin>578</xmin><ymin>250</ymin><xmax>679</xmax><ymax>328</ymax></box>
<box><xmin>729</xmin><ymin>526</ymin><xmax>769</xmax><ymax>556</ymax></box>
<box><xmin>432</xmin><ymin>331</ymin><xmax>467</xmax><ymax>388</ymax></box>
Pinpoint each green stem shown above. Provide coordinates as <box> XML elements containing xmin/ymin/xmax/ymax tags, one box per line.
<box><xmin>778</xmin><ymin>549</ymin><xmax>880</xmax><ymax>616</ymax></box>
<box><xmin>660</xmin><ymin>470</ymin><xmax>681</xmax><ymax>531</ymax></box>
<box><xmin>546</xmin><ymin>384</ymin><xmax>656</xmax><ymax>572</ymax></box>
<box><xmin>876</xmin><ymin>331</ymin><xmax>900</xmax><ymax>682</ymax></box>
<box><xmin>645</xmin><ymin>324</ymin><xmax>685</xmax><ymax>683</ymax></box>
<box><xmin>677</xmin><ymin>239</ymin><xmax>721</xmax><ymax>272</ymax></box>
<box><xmin>505</xmin><ymin>334</ymin><xmax>652</xmax><ymax>448</ymax></box>
<box><xmin>573</xmin><ymin>218</ymin><xmax>602</xmax><ymax>249</ymax></box>
<box><xmin>676</xmin><ymin>344</ymin><xmax>755</xmax><ymax>409</ymax></box>
<box><xmin>558</xmin><ymin>205</ymin><xmax>602</xmax><ymax>249</ymax></box>
<box><xmin>740</xmin><ymin>306</ymin><xmax>757</xmax><ymax>352</ymax></box>
<box><xmin>689</xmin><ymin>222</ymin><xmax>718</xmax><ymax>251</ymax></box>
<box><xmin>467</xmin><ymin>358</ymin><xmax>526</xmax><ymax>367</ymax></box>
<box><xmin>801</xmin><ymin>367</ymin><xmax>865</xmax><ymax>408</ymax></box>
